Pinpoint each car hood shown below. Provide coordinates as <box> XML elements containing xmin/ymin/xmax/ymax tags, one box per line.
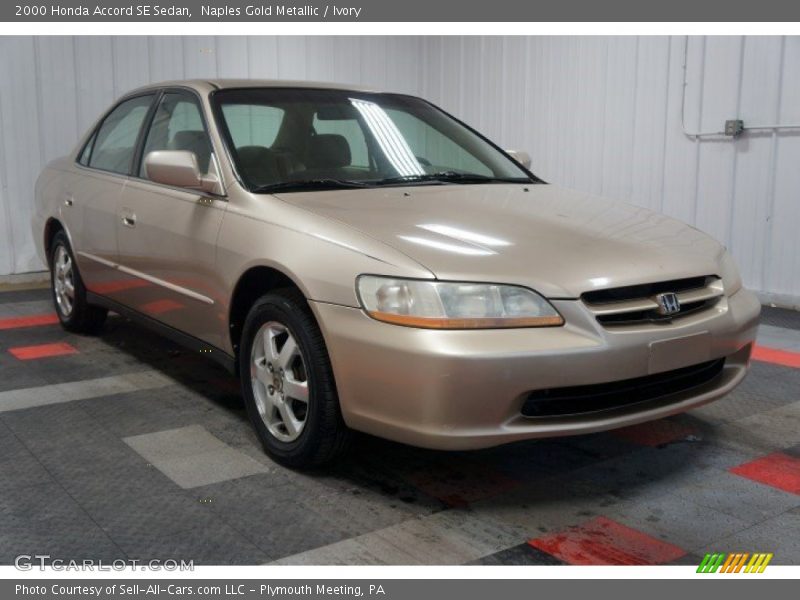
<box><xmin>275</xmin><ymin>184</ymin><xmax>724</xmax><ymax>299</ymax></box>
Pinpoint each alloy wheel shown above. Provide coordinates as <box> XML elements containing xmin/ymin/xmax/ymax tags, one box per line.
<box><xmin>53</xmin><ymin>245</ymin><xmax>75</xmax><ymax>318</ymax></box>
<box><xmin>250</xmin><ymin>321</ymin><xmax>310</xmax><ymax>442</ymax></box>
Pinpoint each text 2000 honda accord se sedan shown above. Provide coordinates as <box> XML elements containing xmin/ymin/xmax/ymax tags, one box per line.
<box><xmin>33</xmin><ymin>80</ymin><xmax>760</xmax><ymax>467</ymax></box>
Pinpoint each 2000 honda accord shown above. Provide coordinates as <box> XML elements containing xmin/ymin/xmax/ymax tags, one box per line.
<box><xmin>33</xmin><ymin>80</ymin><xmax>760</xmax><ymax>467</ymax></box>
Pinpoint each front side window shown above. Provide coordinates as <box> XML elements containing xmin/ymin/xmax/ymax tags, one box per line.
<box><xmin>212</xmin><ymin>88</ymin><xmax>532</xmax><ymax>192</ymax></box>
<box><xmin>140</xmin><ymin>92</ymin><xmax>213</xmax><ymax>177</ymax></box>
<box><xmin>88</xmin><ymin>94</ymin><xmax>154</xmax><ymax>175</ymax></box>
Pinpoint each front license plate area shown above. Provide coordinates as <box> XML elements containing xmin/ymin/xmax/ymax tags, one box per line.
<box><xmin>648</xmin><ymin>331</ymin><xmax>711</xmax><ymax>374</ymax></box>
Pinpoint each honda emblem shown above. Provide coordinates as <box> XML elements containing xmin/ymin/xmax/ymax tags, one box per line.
<box><xmin>655</xmin><ymin>292</ymin><xmax>681</xmax><ymax>316</ymax></box>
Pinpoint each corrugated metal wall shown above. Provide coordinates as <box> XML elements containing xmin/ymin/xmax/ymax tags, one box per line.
<box><xmin>418</xmin><ymin>36</ymin><xmax>800</xmax><ymax>307</ymax></box>
<box><xmin>1</xmin><ymin>36</ymin><xmax>798</xmax><ymax>305</ymax></box>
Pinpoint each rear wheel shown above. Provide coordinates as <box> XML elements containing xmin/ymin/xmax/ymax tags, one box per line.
<box><xmin>239</xmin><ymin>288</ymin><xmax>351</xmax><ymax>468</ymax></box>
<box><xmin>49</xmin><ymin>231</ymin><xmax>107</xmax><ymax>334</ymax></box>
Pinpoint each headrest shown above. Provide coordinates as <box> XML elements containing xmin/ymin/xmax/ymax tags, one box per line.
<box><xmin>305</xmin><ymin>134</ymin><xmax>351</xmax><ymax>169</ymax></box>
<box><xmin>169</xmin><ymin>130</ymin><xmax>211</xmax><ymax>172</ymax></box>
<box><xmin>170</xmin><ymin>130</ymin><xmax>206</xmax><ymax>149</ymax></box>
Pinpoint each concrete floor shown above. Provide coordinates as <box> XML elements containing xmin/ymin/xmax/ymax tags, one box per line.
<box><xmin>1</xmin><ymin>287</ymin><xmax>799</xmax><ymax>566</ymax></box>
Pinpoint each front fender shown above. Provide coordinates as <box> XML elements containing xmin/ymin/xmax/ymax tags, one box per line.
<box><xmin>217</xmin><ymin>195</ymin><xmax>435</xmax><ymax>309</ymax></box>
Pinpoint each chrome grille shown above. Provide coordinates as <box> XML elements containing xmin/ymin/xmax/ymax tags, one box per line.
<box><xmin>581</xmin><ymin>276</ymin><xmax>724</xmax><ymax>326</ymax></box>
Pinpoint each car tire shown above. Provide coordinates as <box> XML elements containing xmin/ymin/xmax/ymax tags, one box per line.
<box><xmin>49</xmin><ymin>231</ymin><xmax>108</xmax><ymax>334</ymax></box>
<box><xmin>239</xmin><ymin>288</ymin><xmax>351</xmax><ymax>468</ymax></box>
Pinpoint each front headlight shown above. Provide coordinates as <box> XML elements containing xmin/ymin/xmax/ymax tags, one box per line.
<box><xmin>356</xmin><ymin>275</ymin><xmax>564</xmax><ymax>329</ymax></box>
<box><xmin>719</xmin><ymin>250</ymin><xmax>743</xmax><ymax>296</ymax></box>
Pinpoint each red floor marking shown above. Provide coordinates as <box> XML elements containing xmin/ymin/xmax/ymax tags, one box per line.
<box><xmin>8</xmin><ymin>342</ymin><xmax>79</xmax><ymax>360</ymax></box>
<box><xmin>730</xmin><ymin>452</ymin><xmax>800</xmax><ymax>495</ymax></box>
<box><xmin>611</xmin><ymin>419</ymin><xmax>698</xmax><ymax>447</ymax></box>
<box><xmin>0</xmin><ymin>313</ymin><xmax>59</xmax><ymax>330</ymax></box>
<box><xmin>752</xmin><ymin>345</ymin><xmax>800</xmax><ymax>369</ymax></box>
<box><xmin>142</xmin><ymin>299</ymin><xmax>184</xmax><ymax>315</ymax></box>
<box><xmin>528</xmin><ymin>516</ymin><xmax>686</xmax><ymax>565</ymax></box>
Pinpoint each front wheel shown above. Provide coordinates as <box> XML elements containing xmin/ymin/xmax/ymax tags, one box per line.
<box><xmin>239</xmin><ymin>288</ymin><xmax>351</xmax><ymax>468</ymax></box>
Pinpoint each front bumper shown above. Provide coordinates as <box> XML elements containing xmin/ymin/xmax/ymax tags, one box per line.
<box><xmin>311</xmin><ymin>288</ymin><xmax>760</xmax><ymax>450</ymax></box>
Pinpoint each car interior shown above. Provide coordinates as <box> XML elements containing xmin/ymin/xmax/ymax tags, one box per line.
<box><xmin>227</xmin><ymin>103</ymin><xmax>376</xmax><ymax>187</ymax></box>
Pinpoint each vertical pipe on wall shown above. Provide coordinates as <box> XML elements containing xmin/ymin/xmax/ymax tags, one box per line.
<box><xmin>724</xmin><ymin>36</ymin><xmax>747</xmax><ymax>250</ymax></box>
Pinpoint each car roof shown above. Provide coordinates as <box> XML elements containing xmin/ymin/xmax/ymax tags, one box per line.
<box><xmin>125</xmin><ymin>79</ymin><xmax>384</xmax><ymax>96</ymax></box>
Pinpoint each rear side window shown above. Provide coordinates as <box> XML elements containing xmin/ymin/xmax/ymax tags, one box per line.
<box><xmin>88</xmin><ymin>95</ymin><xmax>154</xmax><ymax>175</ymax></box>
<box><xmin>140</xmin><ymin>92</ymin><xmax>213</xmax><ymax>177</ymax></box>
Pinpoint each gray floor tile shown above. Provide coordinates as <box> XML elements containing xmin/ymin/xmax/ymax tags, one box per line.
<box><xmin>124</xmin><ymin>425</ymin><xmax>268</xmax><ymax>488</ymax></box>
<box><xmin>0</xmin><ymin>447</ymin><xmax>55</xmax><ymax>490</ymax></box>
<box><xmin>607</xmin><ymin>494</ymin><xmax>752</xmax><ymax>552</ymax></box>
<box><xmin>0</xmin><ymin>516</ymin><xmax>123</xmax><ymax>564</ymax></box>
<box><xmin>0</xmin><ymin>288</ymin><xmax>49</xmax><ymax>304</ymax></box>
<box><xmin>81</xmin><ymin>490</ymin><xmax>219</xmax><ymax>542</ymax></box>
<box><xmin>0</xmin><ymin>481</ymin><xmax>87</xmax><ymax>523</ymax></box>
<box><xmin>196</xmin><ymin>479</ymin><xmax>352</xmax><ymax>559</ymax></box>
<box><xmin>668</xmin><ymin>470</ymin><xmax>800</xmax><ymax>523</ymax></box>
<box><xmin>760</xmin><ymin>306</ymin><xmax>800</xmax><ymax>331</ymax></box>
<box><xmin>699</xmin><ymin>511</ymin><xmax>800</xmax><ymax>565</ymax></box>
<box><xmin>0</xmin><ymin>299</ymin><xmax>52</xmax><ymax>318</ymax></box>
<box><xmin>297</xmin><ymin>487</ymin><xmax>427</xmax><ymax>537</ymax></box>
<box><xmin>112</xmin><ymin>518</ymin><xmax>270</xmax><ymax>565</ymax></box>
<box><xmin>758</xmin><ymin>324</ymin><xmax>800</xmax><ymax>352</ymax></box>
<box><xmin>470</xmin><ymin>473</ymin><xmax>625</xmax><ymax>535</ymax></box>
<box><xmin>469</xmin><ymin>543</ymin><xmax>565</xmax><ymax>565</ymax></box>
<box><xmin>694</xmin><ymin>363</ymin><xmax>800</xmax><ymax>425</ymax></box>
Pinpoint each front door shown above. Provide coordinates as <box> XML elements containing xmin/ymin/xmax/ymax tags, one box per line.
<box><xmin>115</xmin><ymin>90</ymin><xmax>228</xmax><ymax>350</ymax></box>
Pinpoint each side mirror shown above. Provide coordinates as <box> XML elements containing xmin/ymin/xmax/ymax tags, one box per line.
<box><xmin>143</xmin><ymin>150</ymin><xmax>220</xmax><ymax>194</ymax></box>
<box><xmin>506</xmin><ymin>150</ymin><xmax>532</xmax><ymax>170</ymax></box>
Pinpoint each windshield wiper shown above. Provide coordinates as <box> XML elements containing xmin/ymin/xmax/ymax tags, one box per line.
<box><xmin>372</xmin><ymin>171</ymin><xmax>533</xmax><ymax>186</ymax></box>
<box><xmin>252</xmin><ymin>179</ymin><xmax>371</xmax><ymax>194</ymax></box>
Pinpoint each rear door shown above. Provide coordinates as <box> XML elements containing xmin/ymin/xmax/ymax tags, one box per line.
<box><xmin>72</xmin><ymin>93</ymin><xmax>156</xmax><ymax>293</ymax></box>
<box><xmin>115</xmin><ymin>89</ymin><xmax>228</xmax><ymax>349</ymax></box>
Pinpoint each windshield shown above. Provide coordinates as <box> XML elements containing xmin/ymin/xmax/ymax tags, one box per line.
<box><xmin>211</xmin><ymin>88</ymin><xmax>535</xmax><ymax>192</ymax></box>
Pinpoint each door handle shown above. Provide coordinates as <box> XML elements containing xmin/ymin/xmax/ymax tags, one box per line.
<box><xmin>121</xmin><ymin>215</ymin><xmax>136</xmax><ymax>228</ymax></box>
<box><xmin>64</xmin><ymin>196</ymin><xmax>74</xmax><ymax>207</ymax></box>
